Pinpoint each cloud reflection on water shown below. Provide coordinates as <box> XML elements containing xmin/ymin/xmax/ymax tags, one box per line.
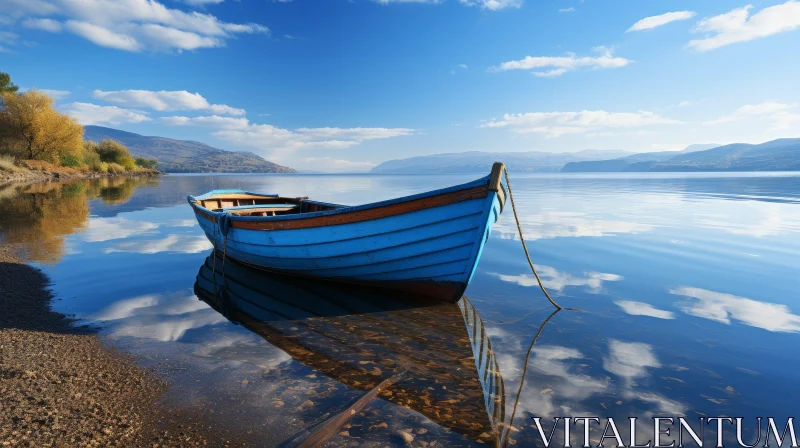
<box><xmin>494</xmin><ymin>211</ymin><xmax>654</xmax><ymax>241</ymax></box>
<box><xmin>91</xmin><ymin>292</ymin><xmax>227</xmax><ymax>341</ymax></box>
<box><xmin>671</xmin><ymin>286</ymin><xmax>800</xmax><ymax>332</ymax></box>
<box><xmin>615</xmin><ymin>300</ymin><xmax>675</xmax><ymax>319</ymax></box>
<box><xmin>82</xmin><ymin>216</ymin><xmax>159</xmax><ymax>242</ymax></box>
<box><xmin>491</xmin><ymin>265</ymin><xmax>622</xmax><ymax>293</ymax></box>
<box><xmin>104</xmin><ymin>234</ymin><xmax>213</xmax><ymax>254</ymax></box>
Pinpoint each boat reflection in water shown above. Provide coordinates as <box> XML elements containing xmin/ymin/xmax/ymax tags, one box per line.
<box><xmin>194</xmin><ymin>252</ymin><xmax>517</xmax><ymax>447</ymax></box>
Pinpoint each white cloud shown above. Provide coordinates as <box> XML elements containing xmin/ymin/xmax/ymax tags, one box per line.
<box><xmin>20</xmin><ymin>87</ymin><xmax>71</xmax><ymax>99</ymax></box>
<box><xmin>559</xmin><ymin>7</ymin><xmax>575</xmax><ymax>13</ymax></box>
<box><xmin>167</xmin><ymin>219</ymin><xmax>198</xmax><ymax>227</ymax></box>
<box><xmin>40</xmin><ymin>89</ymin><xmax>71</xmax><ymax>99</ymax></box>
<box><xmin>370</xmin><ymin>0</ymin><xmax>522</xmax><ymax>9</ymax></box>
<box><xmin>481</xmin><ymin>110</ymin><xmax>679</xmax><ymax>137</ymax></box>
<box><xmin>161</xmin><ymin>115</ymin><xmax>250</xmax><ymax>129</ymax></box>
<box><xmin>295</xmin><ymin>127</ymin><xmax>415</xmax><ymax>140</ymax></box>
<box><xmin>22</xmin><ymin>17</ymin><xmax>62</xmax><ymax>32</ymax></box>
<box><xmin>458</xmin><ymin>63</ymin><xmax>468</xmax><ymax>69</ymax></box>
<box><xmin>93</xmin><ymin>89</ymin><xmax>245</xmax><ymax>115</ymax></box>
<box><xmin>529</xmin><ymin>345</ymin><xmax>608</xmax><ymax>397</ymax></box>
<box><xmin>83</xmin><ymin>217</ymin><xmax>159</xmax><ymax>242</ymax></box>
<box><xmin>626</xmin><ymin>11</ymin><xmax>696</xmax><ymax>32</ymax></box>
<box><xmin>615</xmin><ymin>300</ymin><xmax>675</xmax><ymax>319</ymax></box>
<box><xmin>0</xmin><ymin>31</ymin><xmax>18</xmax><ymax>53</ymax></box>
<box><xmin>492</xmin><ymin>210</ymin><xmax>654</xmax><ymax>240</ymax></box>
<box><xmin>0</xmin><ymin>0</ymin><xmax>60</xmax><ymax>16</ymax></box>
<box><xmin>302</xmin><ymin>157</ymin><xmax>377</xmax><ymax>173</ymax></box>
<box><xmin>135</xmin><ymin>23</ymin><xmax>222</xmax><ymax>50</ymax></box>
<box><xmin>490</xmin><ymin>47</ymin><xmax>630</xmax><ymax>77</ymax></box>
<box><xmin>210</xmin><ymin>120</ymin><xmax>416</xmax><ymax>154</ymax></box>
<box><xmin>706</xmin><ymin>101</ymin><xmax>800</xmax><ymax>130</ymax></box>
<box><xmin>688</xmin><ymin>2</ymin><xmax>800</xmax><ymax>51</ymax></box>
<box><xmin>373</xmin><ymin>0</ymin><xmax>443</xmax><ymax>3</ymax></box>
<box><xmin>158</xmin><ymin>114</ymin><xmax>415</xmax><ymax>154</ymax></box>
<box><xmin>105</xmin><ymin>234</ymin><xmax>213</xmax><ymax>254</ymax></box>
<box><xmin>2</xmin><ymin>0</ymin><xmax>269</xmax><ymax>52</ymax></box>
<box><xmin>92</xmin><ymin>295</ymin><xmax>160</xmax><ymax>321</ymax></box>
<box><xmin>64</xmin><ymin>20</ymin><xmax>143</xmax><ymax>51</ymax></box>
<box><xmin>459</xmin><ymin>0</ymin><xmax>522</xmax><ymax>11</ymax></box>
<box><xmin>107</xmin><ymin>304</ymin><xmax>226</xmax><ymax>341</ymax></box>
<box><xmin>696</xmin><ymin>202</ymin><xmax>800</xmax><ymax>238</ymax></box>
<box><xmin>671</xmin><ymin>286</ymin><xmax>800</xmax><ymax>333</ymax></box>
<box><xmin>184</xmin><ymin>0</ymin><xmax>224</xmax><ymax>5</ymax></box>
<box><xmin>603</xmin><ymin>339</ymin><xmax>661</xmax><ymax>381</ymax></box>
<box><xmin>490</xmin><ymin>265</ymin><xmax>622</xmax><ymax>294</ymax></box>
<box><xmin>63</xmin><ymin>102</ymin><xmax>151</xmax><ymax>125</ymax></box>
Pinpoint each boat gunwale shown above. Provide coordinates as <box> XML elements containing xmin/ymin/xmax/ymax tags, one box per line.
<box><xmin>188</xmin><ymin>174</ymin><xmax>493</xmax><ymax>225</ymax></box>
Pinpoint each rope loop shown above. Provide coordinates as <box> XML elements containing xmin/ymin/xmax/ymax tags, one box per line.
<box><xmin>218</xmin><ymin>212</ymin><xmax>232</xmax><ymax>236</ymax></box>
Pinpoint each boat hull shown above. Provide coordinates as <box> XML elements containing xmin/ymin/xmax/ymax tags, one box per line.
<box><xmin>189</xmin><ymin>168</ymin><xmax>505</xmax><ymax>302</ymax></box>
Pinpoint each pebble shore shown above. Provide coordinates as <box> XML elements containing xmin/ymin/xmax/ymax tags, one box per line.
<box><xmin>0</xmin><ymin>246</ymin><xmax>217</xmax><ymax>447</ymax></box>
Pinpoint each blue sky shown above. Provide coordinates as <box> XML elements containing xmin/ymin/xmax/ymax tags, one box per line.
<box><xmin>2</xmin><ymin>0</ymin><xmax>799</xmax><ymax>172</ymax></box>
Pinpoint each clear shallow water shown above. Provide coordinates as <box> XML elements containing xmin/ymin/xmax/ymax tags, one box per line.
<box><xmin>1</xmin><ymin>173</ymin><xmax>799</xmax><ymax>447</ymax></box>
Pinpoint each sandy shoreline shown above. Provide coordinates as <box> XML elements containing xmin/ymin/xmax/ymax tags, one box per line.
<box><xmin>0</xmin><ymin>246</ymin><xmax>216</xmax><ymax>447</ymax></box>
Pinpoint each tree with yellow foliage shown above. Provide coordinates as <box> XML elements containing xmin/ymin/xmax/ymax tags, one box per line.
<box><xmin>0</xmin><ymin>90</ymin><xmax>84</xmax><ymax>163</ymax></box>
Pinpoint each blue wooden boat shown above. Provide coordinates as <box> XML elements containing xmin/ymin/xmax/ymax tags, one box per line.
<box><xmin>188</xmin><ymin>162</ymin><xmax>506</xmax><ymax>302</ymax></box>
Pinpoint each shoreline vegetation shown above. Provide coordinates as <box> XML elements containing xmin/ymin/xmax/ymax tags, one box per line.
<box><xmin>0</xmin><ymin>158</ymin><xmax>159</xmax><ymax>185</ymax></box>
<box><xmin>1</xmin><ymin>72</ymin><xmax>159</xmax><ymax>187</ymax></box>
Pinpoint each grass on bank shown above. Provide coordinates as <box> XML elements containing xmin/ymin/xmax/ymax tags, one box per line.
<box><xmin>0</xmin><ymin>154</ymin><xmax>23</xmax><ymax>173</ymax></box>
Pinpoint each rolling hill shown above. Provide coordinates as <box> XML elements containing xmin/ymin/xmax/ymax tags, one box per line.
<box><xmin>562</xmin><ymin>139</ymin><xmax>800</xmax><ymax>172</ymax></box>
<box><xmin>561</xmin><ymin>144</ymin><xmax>719</xmax><ymax>172</ymax></box>
<box><xmin>84</xmin><ymin>126</ymin><xmax>295</xmax><ymax>173</ymax></box>
<box><xmin>370</xmin><ymin>149</ymin><xmax>634</xmax><ymax>174</ymax></box>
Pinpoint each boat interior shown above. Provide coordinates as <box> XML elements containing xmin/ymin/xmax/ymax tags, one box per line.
<box><xmin>193</xmin><ymin>193</ymin><xmax>343</xmax><ymax>217</ymax></box>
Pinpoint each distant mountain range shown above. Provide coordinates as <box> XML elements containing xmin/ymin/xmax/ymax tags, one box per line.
<box><xmin>370</xmin><ymin>149</ymin><xmax>635</xmax><ymax>174</ymax></box>
<box><xmin>562</xmin><ymin>139</ymin><xmax>800</xmax><ymax>172</ymax></box>
<box><xmin>369</xmin><ymin>140</ymin><xmax>800</xmax><ymax>174</ymax></box>
<box><xmin>84</xmin><ymin>126</ymin><xmax>295</xmax><ymax>173</ymax></box>
<box><xmin>561</xmin><ymin>144</ymin><xmax>718</xmax><ymax>172</ymax></box>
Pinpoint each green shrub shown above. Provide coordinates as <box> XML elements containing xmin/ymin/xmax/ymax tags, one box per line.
<box><xmin>92</xmin><ymin>162</ymin><xmax>109</xmax><ymax>174</ymax></box>
<box><xmin>107</xmin><ymin>162</ymin><xmax>125</xmax><ymax>174</ymax></box>
<box><xmin>121</xmin><ymin>158</ymin><xmax>136</xmax><ymax>171</ymax></box>
<box><xmin>82</xmin><ymin>141</ymin><xmax>101</xmax><ymax>166</ymax></box>
<box><xmin>94</xmin><ymin>140</ymin><xmax>135</xmax><ymax>169</ymax></box>
<box><xmin>60</xmin><ymin>153</ymin><xmax>82</xmax><ymax>167</ymax></box>
<box><xmin>134</xmin><ymin>157</ymin><xmax>158</xmax><ymax>170</ymax></box>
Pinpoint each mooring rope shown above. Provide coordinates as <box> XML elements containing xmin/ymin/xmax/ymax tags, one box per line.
<box><xmin>222</xmin><ymin>232</ymin><xmax>228</xmax><ymax>278</ymax></box>
<box><xmin>500</xmin><ymin>307</ymin><xmax>561</xmax><ymax>448</ymax></box>
<box><xmin>211</xmin><ymin>217</ymin><xmax>218</xmax><ymax>294</ymax></box>
<box><xmin>212</xmin><ymin>212</ymin><xmax>230</xmax><ymax>294</ymax></box>
<box><xmin>502</xmin><ymin>166</ymin><xmax>563</xmax><ymax>310</ymax></box>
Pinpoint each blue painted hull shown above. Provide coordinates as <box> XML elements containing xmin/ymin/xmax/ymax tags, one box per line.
<box><xmin>188</xmin><ymin>167</ymin><xmax>506</xmax><ymax>301</ymax></box>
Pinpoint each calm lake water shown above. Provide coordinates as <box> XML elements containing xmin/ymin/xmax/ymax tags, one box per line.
<box><xmin>2</xmin><ymin>173</ymin><xmax>799</xmax><ymax>447</ymax></box>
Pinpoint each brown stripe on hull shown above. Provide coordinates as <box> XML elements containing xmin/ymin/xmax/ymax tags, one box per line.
<box><xmin>230</xmin><ymin>185</ymin><xmax>489</xmax><ymax>231</ymax></box>
<box><xmin>230</xmin><ymin>255</ymin><xmax>466</xmax><ymax>302</ymax></box>
<box><xmin>194</xmin><ymin>208</ymin><xmax>217</xmax><ymax>223</ymax></box>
